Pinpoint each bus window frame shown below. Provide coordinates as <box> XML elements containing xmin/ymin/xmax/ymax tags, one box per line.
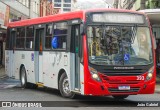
<box><xmin>52</xmin><ymin>21</ymin><xmax>68</xmax><ymax>51</ymax></box>
<box><xmin>34</xmin><ymin>23</ymin><xmax>46</xmax><ymax>52</ymax></box>
<box><xmin>9</xmin><ymin>28</ymin><xmax>17</xmax><ymax>51</ymax></box>
<box><xmin>44</xmin><ymin>23</ymin><xmax>53</xmax><ymax>50</ymax></box>
<box><xmin>67</xmin><ymin>19</ymin><xmax>83</xmax><ymax>53</ymax></box>
<box><xmin>15</xmin><ymin>26</ymin><xmax>26</xmax><ymax>50</ymax></box>
<box><xmin>43</xmin><ymin>20</ymin><xmax>69</xmax><ymax>52</ymax></box>
<box><xmin>25</xmin><ymin>25</ymin><xmax>35</xmax><ymax>51</ymax></box>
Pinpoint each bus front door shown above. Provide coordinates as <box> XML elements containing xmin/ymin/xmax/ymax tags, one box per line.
<box><xmin>71</xmin><ymin>25</ymin><xmax>81</xmax><ymax>91</ymax></box>
<box><xmin>35</xmin><ymin>28</ymin><xmax>44</xmax><ymax>83</ymax></box>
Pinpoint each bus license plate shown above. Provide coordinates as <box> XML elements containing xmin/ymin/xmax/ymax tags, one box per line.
<box><xmin>118</xmin><ymin>86</ymin><xmax>130</xmax><ymax>90</ymax></box>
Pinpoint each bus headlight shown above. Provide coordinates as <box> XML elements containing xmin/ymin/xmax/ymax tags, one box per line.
<box><xmin>146</xmin><ymin>67</ymin><xmax>154</xmax><ymax>81</ymax></box>
<box><xmin>89</xmin><ymin>67</ymin><xmax>101</xmax><ymax>81</ymax></box>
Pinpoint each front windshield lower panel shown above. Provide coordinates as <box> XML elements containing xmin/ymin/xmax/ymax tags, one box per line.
<box><xmin>87</xmin><ymin>26</ymin><xmax>153</xmax><ymax>66</ymax></box>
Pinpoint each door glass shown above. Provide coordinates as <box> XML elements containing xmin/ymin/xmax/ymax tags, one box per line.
<box><xmin>73</xmin><ymin>25</ymin><xmax>80</xmax><ymax>89</ymax></box>
<box><xmin>35</xmin><ymin>29</ymin><xmax>44</xmax><ymax>53</ymax></box>
<box><xmin>39</xmin><ymin>30</ymin><xmax>43</xmax><ymax>53</ymax></box>
<box><xmin>34</xmin><ymin>29</ymin><xmax>44</xmax><ymax>83</ymax></box>
<box><xmin>11</xmin><ymin>31</ymin><xmax>16</xmax><ymax>50</ymax></box>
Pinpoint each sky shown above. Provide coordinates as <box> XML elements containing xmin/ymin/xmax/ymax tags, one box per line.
<box><xmin>75</xmin><ymin>0</ymin><xmax>114</xmax><ymax>10</ymax></box>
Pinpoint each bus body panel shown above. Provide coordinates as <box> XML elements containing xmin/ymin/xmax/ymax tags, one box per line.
<box><xmin>83</xmin><ymin>70</ymin><xmax>156</xmax><ymax>95</ymax></box>
<box><xmin>80</xmin><ymin>63</ymin><xmax>84</xmax><ymax>95</ymax></box>
<box><xmin>5</xmin><ymin>9</ymin><xmax>156</xmax><ymax>97</ymax></box>
<box><xmin>5</xmin><ymin>50</ymin><xmax>16</xmax><ymax>78</ymax></box>
<box><xmin>82</xmin><ymin>12</ymin><xmax>156</xmax><ymax>96</ymax></box>
<box><xmin>5</xmin><ymin>50</ymin><xmax>14</xmax><ymax>78</ymax></box>
<box><xmin>42</xmin><ymin>51</ymin><xmax>70</xmax><ymax>89</ymax></box>
<box><xmin>14</xmin><ymin>51</ymin><xmax>35</xmax><ymax>83</ymax></box>
<box><xmin>70</xmin><ymin>53</ymin><xmax>76</xmax><ymax>90</ymax></box>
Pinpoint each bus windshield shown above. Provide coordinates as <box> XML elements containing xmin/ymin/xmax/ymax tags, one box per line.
<box><xmin>87</xmin><ymin>26</ymin><xmax>153</xmax><ymax>65</ymax></box>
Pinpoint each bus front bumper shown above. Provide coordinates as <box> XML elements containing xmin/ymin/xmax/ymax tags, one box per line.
<box><xmin>84</xmin><ymin>77</ymin><xmax>156</xmax><ymax>96</ymax></box>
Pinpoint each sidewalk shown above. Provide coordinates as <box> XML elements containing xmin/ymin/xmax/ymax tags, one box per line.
<box><xmin>156</xmin><ymin>76</ymin><xmax>160</xmax><ymax>93</ymax></box>
<box><xmin>156</xmin><ymin>76</ymin><xmax>160</xmax><ymax>83</ymax></box>
<box><xmin>0</xmin><ymin>67</ymin><xmax>21</xmax><ymax>89</ymax></box>
<box><xmin>155</xmin><ymin>85</ymin><xmax>160</xmax><ymax>93</ymax></box>
<box><xmin>0</xmin><ymin>78</ymin><xmax>21</xmax><ymax>89</ymax></box>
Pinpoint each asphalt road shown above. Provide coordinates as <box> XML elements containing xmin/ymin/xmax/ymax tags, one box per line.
<box><xmin>0</xmin><ymin>87</ymin><xmax>160</xmax><ymax>110</ymax></box>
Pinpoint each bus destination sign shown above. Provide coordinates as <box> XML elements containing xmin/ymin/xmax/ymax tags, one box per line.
<box><xmin>92</xmin><ymin>13</ymin><xmax>144</xmax><ymax>24</ymax></box>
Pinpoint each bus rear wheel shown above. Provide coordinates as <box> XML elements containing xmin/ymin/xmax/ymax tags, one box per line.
<box><xmin>112</xmin><ymin>95</ymin><xmax>129</xmax><ymax>100</ymax></box>
<box><xmin>20</xmin><ymin>66</ymin><xmax>27</xmax><ymax>88</ymax></box>
<box><xmin>59</xmin><ymin>73</ymin><xmax>75</xmax><ymax>98</ymax></box>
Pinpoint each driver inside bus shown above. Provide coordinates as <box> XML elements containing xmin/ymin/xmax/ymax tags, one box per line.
<box><xmin>138</xmin><ymin>31</ymin><xmax>149</xmax><ymax>61</ymax></box>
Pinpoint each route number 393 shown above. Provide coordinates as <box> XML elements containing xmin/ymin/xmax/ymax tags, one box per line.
<box><xmin>137</xmin><ymin>76</ymin><xmax>144</xmax><ymax>80</ymax></box>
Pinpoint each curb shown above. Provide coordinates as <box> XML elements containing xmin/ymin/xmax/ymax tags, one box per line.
<box><xmin>155</xmin><ymin>84</ymin><xmax>160</xmax><ymax>93</ymax></box>
<box><xmin>155</xmin><ymin>90</ymin><xmax>160</xmax><ymax>93</ymax></box>
<box><xmin>0</xmin><ymin>75</ymin><xmax>8</xmax><ymax>79</ymax></box>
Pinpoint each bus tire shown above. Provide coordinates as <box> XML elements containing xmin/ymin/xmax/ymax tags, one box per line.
<box><xmin>112</xmin><ymin>95</ymin><xmax>129</xmax><ymax>100</ymax></box>
<box><xmin>20</xmin><ymin>66</ymin><xmax>28</xmax><ymax>88</ymax></box>
<box><xmin>59</xmin><ymin>73</ymin><xmax>75</xmax><ymax>98</ymax></box>
<box><xmin>27</xmin><ymin>83</ymin><xmax>37</xmax><ymax>89</ymax></box>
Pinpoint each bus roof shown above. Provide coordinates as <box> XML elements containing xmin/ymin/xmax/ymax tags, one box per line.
<box><xmin>8</xmin><ymin>8</ymin><xmax>145</xmax><ymax>28</ymax></box>
<box><xmin>8</xmin><ymin>11</ymin><xmax>84</xmax><ymax>28</ymax></box>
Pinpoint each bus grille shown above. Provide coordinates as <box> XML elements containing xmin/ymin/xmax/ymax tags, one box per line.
<box><xmin>108</xmin><ymin>80</ymin><xmax>140</xmax><ymax>84</ymax></box>
<box><xmin>100</xmin><ymin>74</ymin><xmax>141</xmax><ymax>84</ymax></box>
<box><xmin>100</xmin><ymin>69</ymin><xmax>145</xmax><ymax>76</ymax></box>
<box><xmin>108</xmin><ymin>87</ymin><xmax>140</xmax><ymax>93</ymax></box>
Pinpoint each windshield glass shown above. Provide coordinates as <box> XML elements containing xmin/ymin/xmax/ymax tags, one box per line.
<box><xmin>87</xmin><ymin>26</ymin><xmax>153</xmax><ymax>65</ymax></box>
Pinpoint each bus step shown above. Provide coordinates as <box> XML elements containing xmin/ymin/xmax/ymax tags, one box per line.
<box><xmin>73</xmin><ymin>88</ymin><xmax>81</xmax><ymax>93</ymax></box>
<box><xmin>36</xmin><ymin>83</ymin><xmax>44</xmax><ymax>87</ymax></box>
<box><xmin>75</xmin><ymin>88</ymin><xmax>80</xmax><ymax>91</ymax></box>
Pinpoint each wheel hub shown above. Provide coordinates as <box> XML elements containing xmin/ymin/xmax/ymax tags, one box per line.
<box><xmin>62</xmin><ymin>78</ymin><xmax>71</xmax><ymax>94</ymax></box>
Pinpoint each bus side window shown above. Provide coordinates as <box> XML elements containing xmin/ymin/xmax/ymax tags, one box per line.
<box><xmin>53</xmin><ymin>22</ymin><xmax>67</xmax><ymax>49</ymax></box>
<box><xmin>45</xmin><ymin>24</ymin><xmax>52</xmax><ymax>49</ymax></box>
<box><xmin>16</xmin><ymin>27</ymin><xmax>25</xmax><ymax>49</ymax></box>
<box><xmin>10</xmin><ymin>28</ymin><xmax>16</xmax><ymax>51</ymax></box>
<box><xmin>26</xmin><ymin>26</ymin><xmax>34</xmax><ymax>49</ymax></box>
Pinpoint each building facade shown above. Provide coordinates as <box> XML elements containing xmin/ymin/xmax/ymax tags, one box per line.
<box><xmin>40</xmin><ymin>0</ymin><xmax>57</xmax><ymax>17</ymax></box>
<box><xmin>113</xmin><ymin>0</ymin><xmax>160</xmax><ymax>10</ymax></box>
<box><xmin>3</xmin><ymin>0</ymin><xmax>40</xmax><ymax>21</ymax></box>
<box><xmin>0</xmin><ymin>0</ymin><xmax>40</xmax><ymax>66</ymax></box>
<box><xmin>53</xmin><ymin>0</ymin><xmax>76</xmax><ymax>13</ymax></box>
<box><xmin>0</xmin><ymin>1</ymin><xmax>9</xmax><ymax>66</ymax></box>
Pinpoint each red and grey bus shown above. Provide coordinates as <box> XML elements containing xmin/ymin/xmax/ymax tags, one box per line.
<box><xmin>5</xmin><ymin>8</ymin><xmax>156</xmax><ymax>99</ymax></box>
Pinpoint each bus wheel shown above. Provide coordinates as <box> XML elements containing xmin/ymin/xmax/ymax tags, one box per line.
<box><xmin>59</xmin><ymin>73</ymin><xmax>75</xmax><ymax>98</ymax></box>
<box><xmin>112</xmin><ymin>95</ymin><xmax>129</xmax><ymax>100</ymax></box>
<box><xmin>20</xmin><ymin>66</ymin><xmax>27</xmax><ymax>88</ymax></box>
